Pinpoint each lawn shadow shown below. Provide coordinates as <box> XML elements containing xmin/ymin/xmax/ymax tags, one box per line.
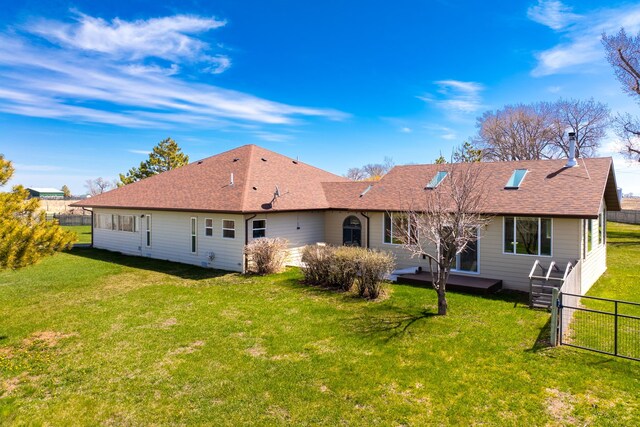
<box><xmin>394</xmin><ymin>280</ymin><xmax>530</xmax><ymax>306</ymax></box>
<box><xmin>527</xmin><ymin>316</ymin><xmax>553</xmax><ymax>353</ymax></box>
<box><xmin>352</xmin><ymin>306</ymin><xmax>438</xmax><ymax>342</ymax></box>
<box><xmin>66</xmin><ymin>247</ymin><xmax>235</xmax><ymax>281</ymax></box>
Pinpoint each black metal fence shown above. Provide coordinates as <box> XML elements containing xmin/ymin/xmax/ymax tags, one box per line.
<box><xmin>558</xmin><ymin>292</ymin><xmax>640</xmax><ymax>361</ymax></box>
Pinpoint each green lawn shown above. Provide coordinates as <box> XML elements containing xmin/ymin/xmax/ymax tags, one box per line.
<box><xmin>0</xmin><ymin>225</ymin><xmax>639</xmax><ymax>425</ymax></box>
<box><xmin>61</xmin><ymin>225</ymin><xmax>92</xmax><ymax>245</ymax></box>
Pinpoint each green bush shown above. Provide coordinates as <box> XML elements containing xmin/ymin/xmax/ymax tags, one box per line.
<box><xmin>356</xmin><ymin>249</ymin><xmax>395</xmax><ymax>299</ymax></box>
<box><xmin>301</xmin><ymin>244</ymin><xmax>335</xmax><ymax>284</ymax></box>
<box><xmin>245</xmin><ymin>237</ymin><xmax>289</xmax><ymax>275</ymax></box>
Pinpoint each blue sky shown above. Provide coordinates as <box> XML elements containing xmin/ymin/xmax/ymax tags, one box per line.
<box><xmin>1</xmin><ymin>0</ymin><xmax>640</xmax><ymax>194</ymax></box>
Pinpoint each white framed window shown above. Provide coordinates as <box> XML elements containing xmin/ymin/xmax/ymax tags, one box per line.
<box><xmin>503</xmin><ymin>217</ymin><xmax>552</xmax><ymax>256</ymax></box>
<box><xmin>145</xmin><ymin>215</ymin><xmax>151</xmax><ymax>247</ymax></box>
<box><xmin>252</xmin><ymin>219</ymin><xmax>266</xmax><ymax>238</ymax></box>
<box><xmin>451</xmin><ymin>228</ymin><xmax>480</xmax><ymax>273</ymax></box>
<box><xmin>222</xmin><ymin>219</ymin><xmax>235</xmax><ymax>239</ymax></box>
<box><xmin>205</xmin><ymin>218</ymin><xmax>213</xmax><ymax>237</ymax></box>
<box><xmin>190</xmin><ymin>217</ymin><xmax>197</xmax><ymax>254</ymax></box>
<box><xmin>586</xmin><ymin>219</ymin><xmax>594</xmax><ymax>254</ymax></box>
<box><xmin>118</xmin><ymin>215</ymin><xmax>137</xmax><ymax>232</ymax></box>
<box><xmin>383</xmin><ymin>212</ymin><xmax>410</xmax><ymax>245</ymax></box>
<box><xmin>95</xmin><ymin>213</ymin><xmax>136</xmax><ymax>232</ymax></box>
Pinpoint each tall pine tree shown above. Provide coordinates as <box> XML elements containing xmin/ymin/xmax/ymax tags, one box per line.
<box><xmin>119</xmin><ymin>138</ymin><xmax>189</xmax><ymax>186</ymax></box>
<box><xmin>0</xmin><ymin>155</ymin><xmax>76</xmax><ymax>270</ymax></box>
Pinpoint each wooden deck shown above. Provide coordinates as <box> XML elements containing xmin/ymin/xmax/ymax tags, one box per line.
<box><xmin>397</xmin><ymin>272</ymin><xmax>502</xmax><ymax>294</ymax></box>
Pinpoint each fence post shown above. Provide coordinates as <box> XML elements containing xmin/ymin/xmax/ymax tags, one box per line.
<box><xmin>550</xmin><ymin>288</ymin><xmax>559</xmax><ymax>346</ymax></box>
<box><xmin>614</xmin><ymin>301</ymin><xmax>618</xmax><ymax>356</ymax></box>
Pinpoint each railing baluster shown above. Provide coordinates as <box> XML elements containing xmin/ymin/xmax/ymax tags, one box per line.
<box><xmin>614</xmin><ymin>301</ymin><xmax>618</xmax><ymax>357</ymax></box>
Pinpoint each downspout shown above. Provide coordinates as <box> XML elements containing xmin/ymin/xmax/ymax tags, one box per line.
<box><xmin>82</xmin><ymin>207</ymin><xmax>93</xmax><ymax>247</ymax></box>
<box><xmin>244</xmin><ymin>214</ymin><xmax>257</xmax><ymax>272</ymax></box>
<box><xmin>360</xmin><ymin>212</ymin><xmax>370</xmax><ymax>249</ymax></box>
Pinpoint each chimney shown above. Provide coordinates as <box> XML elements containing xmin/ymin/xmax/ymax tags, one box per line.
<box><xmin>565</xmin><ymin>131</ymin><xmax>577</xmax><ymax>168</ymax></box>
<box><xmin>230</xmin><ymin>172</ymin><xmax>234</xmax><ymax>186</ymax></box>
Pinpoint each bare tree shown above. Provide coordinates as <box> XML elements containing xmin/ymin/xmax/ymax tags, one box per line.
<box><xmin>475</xmin><ymin>103</ymin><xmax>556</xmax><ymax>161</ymax></box>
<box><xmin>344</xmin><ymin>157</ymin><xmax>394</xmax><ymax>181</ymax></box>
<box><xmin>603</xmin><ymin>28</ymin><xmax>640</xmax><ymax>161</ymax></box>
<box><xmin>549</xmin><ymin>98</ymin><xmax>610</xmax><ymax>158</ymax></box>
<box><xmin>85</xmin><ymin>177</ymin><xmax>114</xmax><ymax>196</ymax></box>
<box><xmin>476</xmin><ymin>100</ymin><xmax>609</xmax><ymax>160</ymax></box>
<box><xmin>398</xmin><ymin>162</ymin><xmax>492</xmax><ymax>315</ymax></box>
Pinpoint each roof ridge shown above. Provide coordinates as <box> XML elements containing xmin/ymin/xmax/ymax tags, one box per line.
<box><xmin>240</xmin><ymin>144</ymin><xmax>256</xmax><ymax>212</ymax></box>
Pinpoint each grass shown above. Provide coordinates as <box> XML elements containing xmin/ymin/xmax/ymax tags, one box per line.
<box><xmin>61</xmin><ymin>225</ymin><xmax>92</xmax><ymax>245</ymax></box>
<box><xmin>0</xmin><ymin>225</ymin><xmax>639</xmax><ymax>424</ymax></box>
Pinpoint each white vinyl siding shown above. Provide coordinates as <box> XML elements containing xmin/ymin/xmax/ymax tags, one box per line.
<box><xmin>92</xmin><ymin>208</ymin><xmax>244</xmax><ymax>272</ymax></box>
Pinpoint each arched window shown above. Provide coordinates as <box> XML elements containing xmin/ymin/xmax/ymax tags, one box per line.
<box><xmin>342</xmin><ymin>216</ymin><xmax>362</xmax><ymax>247</ymax></box>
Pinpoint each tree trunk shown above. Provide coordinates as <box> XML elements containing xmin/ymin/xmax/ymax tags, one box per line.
<box><xmin>437</xmin><ymin>286</ymin><xmax>448</xmax><ymax>315</ymax></box>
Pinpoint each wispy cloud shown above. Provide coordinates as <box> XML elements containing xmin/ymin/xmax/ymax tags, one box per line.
<box><xmin>399</xmin><ymin>127</ymin><xmax>412</xmax><ymax>133</ymax></box>
<box><xmin>530</xmin><ymin>2</ymin><xmax>640</xmax><ymax>76</ymax></box>
<box><xmin>28</xmin><ymin>12</ymin><xmax>230</xmax><ymax>73</ymax></box>
<box><xmin>127</xmin><ymin>149</ymin><xmax>151</xmax><ymax>155</ymax></box>
<box><xmin>423</xmin><ymin>124</ymin><xmax>458</xmax><ymax>141</ymax></box>
<box><xmin>527</xmin><ymin>0</ymin><xmax>580</xmax><ymax>31</ymax></box>
<box><xmin>13</xmin><ymin>163</ymin><xmax>65</xmax><ymax>172</ymax></box>
<box><xmin>418</xmin><ymin>80</ymin><xmax>484</xmax><ymax>113</ymax></box>
<box><xmin>0</xmin><ymin>12</ymin><xmax>348</xmax><ymax>129</ymax></box>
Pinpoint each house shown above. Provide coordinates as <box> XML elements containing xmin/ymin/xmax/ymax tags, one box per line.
<box><xmin>72</xmin><ymin>144</ymin><xmax>620</xmax><ymax>293</ymax></box>
<box><xmin>27</xmin><ymin>187</ymin><xmax>65</xmax><ymax>200</ymax></box>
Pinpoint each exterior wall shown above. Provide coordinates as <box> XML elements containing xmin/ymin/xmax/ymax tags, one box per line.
<box><xmin>324</xmin><ymin>211</ymin><xmax>584</xmax><ymax>292</ymax></box>
<box><xmin>93</xmin><ymin>208</ymin><xmax>245</xmax><ymax>272</ymax></box>
<box><xmin>249</xmin><ymin>211</ymin><xmax>325</xmax><ymax>266</ymax></box>
<box><xmin>580</xmin><ymin>203</ymin><xmax>607</xmax><ymax>294</ymax></box>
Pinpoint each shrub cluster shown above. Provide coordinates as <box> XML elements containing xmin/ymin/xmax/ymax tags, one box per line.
<box><xmin>245</xmin><ymin>237</ymin><xmax>289</xmax><ymax>275</ymax></box>
<box><xmin>301</xmin><ymin>245</ymin><xmax>395</xmax><ymax>299</ymax></box>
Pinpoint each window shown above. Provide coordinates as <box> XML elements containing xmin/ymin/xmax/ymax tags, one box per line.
<box><xmin>118</xmin><ymin>215</ymin><xmax>136</xmax><ymax>232</ymax></box>
<box><xmin>94</xmin><ymin>213</ymin><xmax>136</xmax><ymax>232</ymax></box>
<box><xmin>425</xmin><ymin>171</ymin><xmax>447</xmax><ymax>189</ymax></box>
<box><xmin>384</xmin><ymin>212</ymin><xmax>414</xmax><ymax>244</ymax></box>
<box><xmin>586</xmin><ymin>219</ymin><xmax>593</xmax><ymax>253</ymax></box>
<box><xmin>190</xmin><ymin>217</ymin><xmax>197</xmax><ymax>253</ymax></box>
<box><xmin>205</xmin><ymin>218</ymin><xmax>213</xmax><ymax>237</ymax></box>
<box><xmin>145</xmin><ymin>215</ymin><xmax>151</xmax><ymax>247</ymax></box>
<box><xmin>503</xmin><ymin>217</ymin><xmax>552</xmax><ymax>256</ymax></box>
<box><xmin>342</xmin><ymin>216</ymin><xmax>362</xmax><ymax>246</ymax></box>
<box><xmin>505</xmin><ymin>169</ymin><xmax>528</xmax><ymax>189</ymax></box>
<box><xmin>222</xmin><ymin>220</ymin><xmax>235</xmax><ymax>239</ymax></box>
<box><xmin>441</xmin><ymin>226</ymin><xmax>479</xmax><ymax>273</ymax></box>
<box><xmin>252</xmin><ymin>219</ymin><xmax>266</xmax><ymax>238</ymax></box>
<box><xmin>598</xmin><ymin>211</ymin><xmax>604</xmax><ymax>245</ymax></box>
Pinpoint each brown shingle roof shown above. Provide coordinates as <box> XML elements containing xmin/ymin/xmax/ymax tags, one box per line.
<box><xmin>349</xmin><ymin>157</ymin><xmax>620</xmax><ymax>217</ymax></box>
<box><xmin>72</xmin><ymin>144</ymin><xmax>348</xmax><ymax>213</ymax></box>
<box><xmin>73</xmin><ymin>145</ymin><xmax>620</xmax><ymax>218</ymax></box>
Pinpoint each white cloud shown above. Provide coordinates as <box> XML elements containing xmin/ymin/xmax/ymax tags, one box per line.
<box><xmin>28</xmin><ymin>12</ymin><xmax>228</xmax><ymax>70</ymax></box>
<box><xmin>127</xmin><ymin>149</ymin><xmax>151</xmax><ymax>155</ymax></box>
<box><xmin>530</xmin><ymin>3</ymin><xmax>640</xmax><ymax>76</ymax></box>
<box><xmin>0</xmin><ymin>14</ymin><xmax>348</xmax><ymax>129</ymax></box>
<box><xmin>527</xmin><ymin>1</ymin><xmax>580</xmax><ymax>31</ymax></box>
<box><xmin>419</xmin><ymin>80</ymin><xmax>485</xmax><ymax>113</ymax></box>
<box><xmin>400</xmin><ymin>127</ymin><xmax>412</xmax><ymax>133</ymax></box>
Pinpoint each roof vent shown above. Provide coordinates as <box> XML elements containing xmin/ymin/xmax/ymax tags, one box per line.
<box><xmin>233</xmin><ymin>158</ymin><xmax>239</xmax><ymax>162</ymax></box>
<box><xmin>292</xmin><ymin>160</ymin><xmax>298</xmax><ymax>164</ymax></box>
<box><xmin>505</xmin><ymin>169</ymin><xmax>527</xmax><ymax>189</ymax></box>
<box><xmin>230</xmin><ymin>173</ymin><xmax>234</xmax><ymax>186</ymax></box>
<box><xmin>252</xmin><ymin>186</ymin><xmax>257</xmax><ymax>190</ymax></box>
<box><xmin>197</xmin><ymin>160</ymin><xmax>203</xmax><ymax>165</ymax></box>
<box><xmin>261</xmin><ymin>157</ymin><xmax>267</xmax><ymax>162</ymax></box>
<box><xmin>425</xmin><ymin>171</ymin><xmax>447</xmax><ymax>189</ymax></box>
<box><xmin>565</xmin><ymin>132</ymin><xmax>578</xmax><ymax>168</ymax></box>
<box><xmin>359</xmin><ymin>184</ymin><xmax>373</xmax><ymax>198</ymax></box>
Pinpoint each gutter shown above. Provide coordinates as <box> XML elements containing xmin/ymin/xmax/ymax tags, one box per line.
<box><xmin>360</xmin><ymin>212</ymin><xmax>370</xmax><ymax>249</ymax></box>
<box><xmin>243</xmin><ymin>214</ymin><xmax>257</xmax><ymax>273</ymax></box>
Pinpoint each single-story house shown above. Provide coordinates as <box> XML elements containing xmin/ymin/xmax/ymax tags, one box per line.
<box><xmin>72</xmin><ymin>144</ymin><xmax>620</xmax><ymax>293</ymax></box>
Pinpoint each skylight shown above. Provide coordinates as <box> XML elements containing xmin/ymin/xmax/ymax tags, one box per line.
<box><xmin>505</xmin><ymin>169</ymin><xmax>528</xmax><ymax>189</ymax></box>
<box><xmin>425</xmin><ymin>171</ymin><xmax>447</xmax><ymax>189</ymax></box>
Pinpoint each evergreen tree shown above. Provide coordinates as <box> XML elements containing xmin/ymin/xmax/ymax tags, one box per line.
<box><xmin>0</xmin><ymin>155</ymin><xmax>76</xmax><ymax>270</ymax></box>
<box><xmin>119</xmin><ymin>138</ymin><xmax>189</xmax><ymax>186</ymax></box>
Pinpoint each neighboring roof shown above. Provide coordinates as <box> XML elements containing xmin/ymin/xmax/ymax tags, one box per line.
<box><xmin>28</xmin><ymin>187</ymin><xmax>64</xmax><ymax>193</ymax></box>
<box><xmin>72</xmin><ymin>145</ymin><xmax>348</xmax><ymax>213</ymax></box>
<box><xmin>621</xmin><ymin>197</ymin><xmax>640</xmax><ymax>211</ymax></box>
<box><xmin>350</xmin><ymin>157</ymin><xmax>620</xmax><ymax>218</ymax></box>
<box><xmin>73</xmin><ymin>144</ymin><xmax>620</xmax><ymax>218</ymax></box>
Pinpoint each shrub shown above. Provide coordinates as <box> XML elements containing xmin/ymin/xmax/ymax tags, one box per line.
<box><xmin>301</xmin><ymin>244</ymin><xmax>334</xmax><ymax>284</ymax></box>
<box><xmin>245</xmin><ymin>237</ymin><xmax>289</xmax><ymax>275</ymax></box>
<box><xmin>329</xmin><ymin>246</ymin><xmax>361</xmax><ymax>291</ymax></box>
<box><xmin>356</xmin><ymin>249</ymin><xmax>395</xmax><ymax>299</ymax></box>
